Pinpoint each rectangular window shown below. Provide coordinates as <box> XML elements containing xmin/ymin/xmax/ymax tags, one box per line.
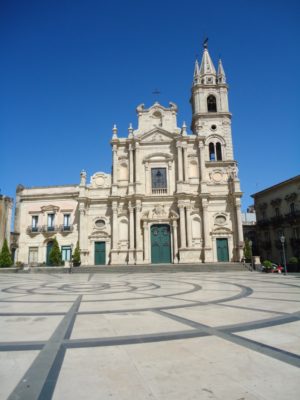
<box><xmin>31</xmin><ymin>216</ymin><xmax>39</xmax><ymax>232</ymax></box>
<box><xmin>63</xmin><ymin>214</ymin><xmax>71</xmax><ymax>230</ymax></box>
<box><xmin>48</xmin><ymin>214</ymin><xmax>55</xmax><ymax>231</ymax></box>
<box><xmin>61</xmin><ymin>246</ymin><xmax>72</xmax><ymax>261</ymax></box>
<box><xmin>275</xmin><ymin>208</ymin><xmax>280</xmax><ymax>217</ymax></box>
<box><xmin>151</xmin><ymin>168</ymin><xmax>167</xmax><ymax>194</ymax></box>
<box><xmin>28</xmin><ymin>247</ymin><xmax>38</xmax><ymax>264</ymax></box>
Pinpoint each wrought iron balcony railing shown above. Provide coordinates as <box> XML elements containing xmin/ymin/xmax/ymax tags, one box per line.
<box><xmin>257</xmin><ymin>218</ymin><xmax>270</xmax><ymax>227</ymax></box>
<box><xmin>26</xmin><ymin>226</ymin><xmax>42</xmax><ymax>234</ymax></box>
<box><xmin>59</xmin><ymin>224</ymin><xmax>74</xmax><ymax>233</ymax></box>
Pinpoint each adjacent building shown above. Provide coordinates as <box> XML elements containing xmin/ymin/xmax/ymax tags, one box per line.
<box><xmin>14</xmin><ymin>45</ymin><xmax>244</xmax><ymax>266</ymax></box>
<box><xmin>252</xmin><ymin>175</ymin><xmax>300</xmax><ymax>263</ymax></box>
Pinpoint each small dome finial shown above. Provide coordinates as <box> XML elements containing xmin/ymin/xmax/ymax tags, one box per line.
<box><xmin>112</xmin><ymin>124</ymin><xmax>118</xmax><ymax>139</ymax></box>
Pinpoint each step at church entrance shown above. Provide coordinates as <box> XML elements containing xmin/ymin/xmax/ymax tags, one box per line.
<box><xmin>151</xmin><ymin>224</ymin><xmax>171</xmax><ymax>264</ymax></box>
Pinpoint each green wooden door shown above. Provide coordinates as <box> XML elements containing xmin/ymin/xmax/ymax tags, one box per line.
<box><xmin>217</xmin><ymin>238</ymin><xmax>229</xmax><ymax>262</ymax></box>
<box><xmin>46</xmin><ymin>241</ymin><xmax>54</xmax><ymax>266</ymax></box>
<box><xmin>151</xmin><ymin>224</ymin><xmax>171</xmax><ymax>264</ymax></box>
<box><xmin>95</xmin><ymin>242</ymin><xmax>106</xmax><ymax>265</ymax></box>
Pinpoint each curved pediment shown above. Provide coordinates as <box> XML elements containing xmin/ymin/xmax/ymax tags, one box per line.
<box><xmin>144</xmin><ymin>152</ymin><xmax>173</xmax><ymax>162</ymax></box>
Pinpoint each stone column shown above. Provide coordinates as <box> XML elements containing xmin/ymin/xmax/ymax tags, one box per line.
<box><xmin>202</xmin><ymin>200</ymin><xmax>209</xmax><ymax>247</ymax></box>
<box><xmin>198</xmin><ymin>141</ymin><xmax>206</xmax><ymax>181</ymax></box>
<box><xmin>172</xmin><ymin>220</ymin><xmax>178</xmax><ymax>263</ymax></box>
<box><xmin>128</xmin><ymin>202</ymin><xmax>135</xmax><ymax>263</ymax></box>
<box><xmin>112</xmin><ymin>202</ymin><xmax>118</xmax><ymax>250</ymax></box>
<box><xmin>186</xmin><ymin>205</ymin><xmax>193</xmax><ymax>248</ymax></box>
<box><xmin>183</xmin><ymin>144</ymin><xmax>188</xmax><ymax>182</ymax></box>
<box><xmin>179</xmin><ymin>204</ymin><xmax>186</xmax><ymax>248</ymax></box>
<box><xmin>145</xmin><ymin>162</ymin><xmax>150</xmax><ymax>194</ymax></box>
<box><xmin>135</xmin><ymin>201</ymin><xmax>143</xmax><ymax>263</ymax></box>
<box><xmin>135</xmin><ymin>201</ymin><xmax>142</xmax><ymax>250</ymax></box>
<box><xmin>129</xmin><ymin>144</ymin><xmax>134</xmax><ymax>184</ymax></box>
<box><xmin>143</xmin><ymin>221</ymin><xmax>149</xmax><ymax>263</ymax></box>
<box><xmin>202</xmin><ymin>198</ymin><xmax>212</xmax><ymax>262</ymax></box>
<box><xmin>112</xmin><ymin>145</ymin><xmax>118</xmax><ymax>185</ymax></box>
<box><xmin>235</xmin><ymin>198</ymin><xmax>244</xmax><ymax>261</ymax></box>
<box><xmin>168</xmin><ymin>161</ymin><xmax>172</xmax><ymax>194</ymax></box>
<box><xmin>79</xmin><ymin>203</ymin><xmax>88</xmax><ymax>265</ymax></box>
<box><xmin>135</xmin><ymin>142</ymin><xmax>140</xmax><ymax>181</ymax></box>
<box><xmin>177</xmin><ymin>142</ymin><xmax>183</xmax><ymax>181</ymax></box>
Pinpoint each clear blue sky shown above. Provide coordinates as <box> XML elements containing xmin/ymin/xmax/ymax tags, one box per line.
<box><xmin>1</xmin><ymin>0</ymin><xmax>299</xmax><ymax>210</ymax></box>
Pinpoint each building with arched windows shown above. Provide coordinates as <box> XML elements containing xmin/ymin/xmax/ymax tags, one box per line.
<box><xmin>14</xmin><ymin>45</ymin><xmax>244</xmax><ymax>266</ymax></box>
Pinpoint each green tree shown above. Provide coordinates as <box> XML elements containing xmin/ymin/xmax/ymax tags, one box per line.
<box><xmin>243</xmin><ymin>239</ymin><xmax>252</xmax><ymax>261</ymax></box>
<box><xmin>48</xmin><ymin>237</ymin><xmax>62</xmax><ymax>266</ymax></box>
<box><xmin>0</xmin><ymin>239</ymin><xmax>13</xmax><ymax>268</ymax></box>
<box><xmin>72</xmin><ymin>242</ymin><xmax>81</xmax><ymax>266</ymax></box>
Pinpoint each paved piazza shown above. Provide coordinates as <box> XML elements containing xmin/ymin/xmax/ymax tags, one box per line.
<box><xmin>0</xmin><ymin>271</ymin><xmax>300</xmax><ymax>400</ymax></box>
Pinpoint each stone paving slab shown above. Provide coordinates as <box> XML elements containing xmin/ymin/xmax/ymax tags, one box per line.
<box><xmin>0</xmin><ymin>271</ymin><xmax>299</xmax><ymax>399</ymax></box>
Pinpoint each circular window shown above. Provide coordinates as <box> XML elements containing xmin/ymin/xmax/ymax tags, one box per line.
<box><xmin>95</xmin><ymin>219</ymin><xmax>105</xmax><ymax>229</ymax></box>
<box><xmin>215</xmin><ymin>215</ymin><xmax>226</xmax><ymax>225</ymax></box>
<box><xmin>211</xmin><ymin>124</ymin><xmax>217</xmax><ymax>130</ymax></box>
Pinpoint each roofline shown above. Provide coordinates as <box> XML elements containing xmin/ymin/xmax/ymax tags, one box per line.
<box><xmin>17</xmin><ymin>184</ymin><xmax>78</xmax><ymax>191</ymax></box>
<box><xmin>251</xmin><ymin>175</ymin><xmax>300</xmax><ymax>198</ymax></box>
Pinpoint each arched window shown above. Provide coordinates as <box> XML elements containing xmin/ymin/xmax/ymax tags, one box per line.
<box><xmin>216</xmin><ymin>142</ymin><xmax>222</xmax><ymax>161</ymax></box>
<box><xmin>207</xmin><ymin>95</ymin><xmax>217</xmax><ymax>112</ymax></box>
<box><xmin>209</xmin><ymin>143</ymin><xmax>215</xmax><ymax>161</ymax></box>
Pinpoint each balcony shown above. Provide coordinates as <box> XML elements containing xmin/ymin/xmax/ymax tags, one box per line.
<box><xmin>152</xmin><ymin>188</ymin><xmax>167</xmax><ymax>195</ymax></box>
<box><xmin>270</xmin><ymin>215</ymin><xmax>284</xmax><ymax>225</ymax></box>
<box><xmin>41</xmin><ymin>225</ymin><xmax>59</xmax><ymax>234</ymax></box>
<box><xmin>285</xmin><ymin>210</ymin><xmax>300</xmax><ymax>223</ymax></box>
<box><xmin>257</xmin><ymin>218</ymin><xmax>270</xmax><ymax>227</ymax></box>
<box><xmin>26</xmin><ymin>226</ymin><xmax>42</xmax><ymax>235</ymax></box>
<box><xmin>60</xmin><ymin>224</ymin><xmax>74</xmax><ymax>233</ymax></box>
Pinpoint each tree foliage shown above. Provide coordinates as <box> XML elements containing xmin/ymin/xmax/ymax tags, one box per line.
<box><xmin>48</xmin><ymin>238</ymin><xmax>62</xmax><ymax>266</ymax></box>
<box><xmin>0</xmin><ymin>239</ymin><xmax>13</xmax><ymax>268</ymax></box>
<box><xmin>72</xmin><ymin>242</ymin><xmax>81</xmax><ymax>266</ymax></box>
<box><xmin>243</xmin><ymin>239</ymin><xmax>252</xmax><ymax>261</ymax></box>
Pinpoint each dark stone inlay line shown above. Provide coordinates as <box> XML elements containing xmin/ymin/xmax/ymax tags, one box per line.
<box><xmin>7</xmin><ymin>295</ymin><xmax>82</xmax><ymax>400</ymax></box>
<box><xmin>155</xmin><ymin>310</ymin><xmax>300</xmax><ymax>368</ymax></box>
<box><xmin>64</xmin><ymin>329</ymin><xmax>208</xmax><ymax>348</ymax></box>
<box><xmin>37</xmin><ymin>347</ymin><xmax>66</xmax><ymax>400</ymax></box>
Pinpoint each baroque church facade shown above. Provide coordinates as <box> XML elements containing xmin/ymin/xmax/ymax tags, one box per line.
<box><xmin>15</xmin><ymin>45</ymin><xmax>244</xmax><ymax>266</ymax></box>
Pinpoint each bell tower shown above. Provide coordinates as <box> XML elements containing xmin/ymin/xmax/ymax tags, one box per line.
<box><xmin>190</xmin><ymin>42</ymin><xmax>233</xmax><ymax>159</ymax></box>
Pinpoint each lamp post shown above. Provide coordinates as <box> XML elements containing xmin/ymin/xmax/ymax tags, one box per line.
<box><xmin>249</xmin><ymin>240</ymin><xmax>253</xmax><ymax>271</ymax></box>
<box><xmin>280</xmin><ymin>235</ymin><xmax>287</xmax><ymax>275</ymax></box>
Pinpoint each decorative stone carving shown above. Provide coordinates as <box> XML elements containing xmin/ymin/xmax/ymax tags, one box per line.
<box><xmin>215</xmin><ymin>214</ymin><xmax>227</xmax><ymax>225</ymax></box>
<box><xmin>209</xmin><ymin>169</ymin><xmax>226</xmax><ymax>183</ymax></box>
<box><xmin>227</xmin><ymin>165</ymin><xmax>238</xmax><ymax>179</ymax></box>
<box><xmin>90</xmin><ymin>172</ymin><xmax>111</xmax><ymax>188</ymax></box>
<box><xmin>41</xmin><ymin>205</ymin><xmax>59</xmax><ymax>213</ymax></box>
<box><xmin>153</xmin><ymin>204</ymin><xmax>167</xmax><ymax>217</ymax></box>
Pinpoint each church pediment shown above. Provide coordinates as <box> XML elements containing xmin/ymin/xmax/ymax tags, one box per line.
<box><xmin>139</xmin><ymin>128</ymin><xmax>176</xmax><ymax>143</ymax></box>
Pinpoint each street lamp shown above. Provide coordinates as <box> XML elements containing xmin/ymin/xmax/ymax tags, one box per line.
<box><xmin>280</xmin><ymin>235</ymin><xmax>287</xmax><ymax>275</ymax></box>
<box><xmin>249</xmin><ymin>240</ymin><xmax>253</xmax><ymax>271</ymax></box>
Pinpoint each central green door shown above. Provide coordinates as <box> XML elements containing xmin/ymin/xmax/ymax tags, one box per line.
<box><xmin>216</xmin><ymin>238</ymin><xmax>229</xmax><ymax>262</ymax></box>
<box><xmin>151</xmin><ymin>224</ymin><xmax>171</xmax><ymax>264</ymax></box>
<box><xmin>95</xmin><ymin>242</ymin><xmax>106</xmax><ymax>265</ymax></box>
